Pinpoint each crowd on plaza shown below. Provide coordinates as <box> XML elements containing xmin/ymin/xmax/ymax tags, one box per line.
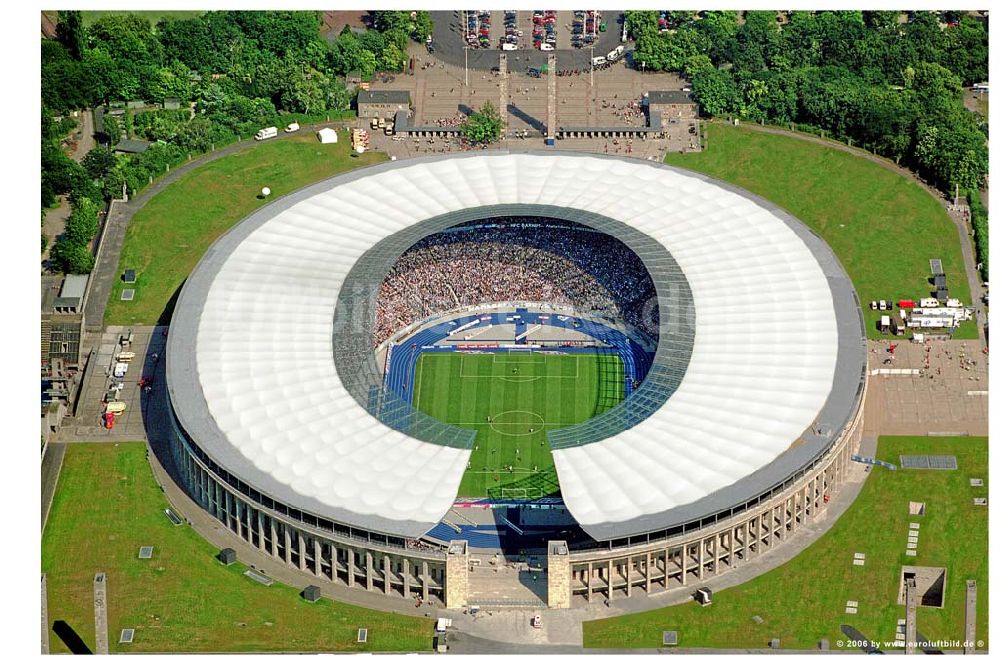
<box><xmin>433</xmin><ymin>113</ymin><xmax>467</xmax><ymax>128</ymax></box>
<box><xmin>374</xmin><ymin>218</ymin><xmax>657</xmax><ymax>346</ymax></box>
<box><xmin>602</xmin><ymin>96</ymin><xmax>645</xmax><ymax>125</ymax></box>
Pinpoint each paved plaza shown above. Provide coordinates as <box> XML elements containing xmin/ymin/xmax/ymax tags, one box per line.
<box><xmin>54</xmin><ymin>326</ymin><xmax>167</xmax><ymax>443</ymax></box>
<box><xmin>864</xmin><ymin>338</ymin><xmax>988</xmax><ymax>436</ymax></box>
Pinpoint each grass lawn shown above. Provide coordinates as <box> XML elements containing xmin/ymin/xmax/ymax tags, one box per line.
<box><xmin>42</xmin><ymin>443</ymin><xmax>433</xmax><ymax>654</ymax></box>
<box><xmin>666</xmin><ymin>124</ymin><xmax>976</xmax><ymax>339</ymax></box>
<box><xmin>413</xmin><ymin>351</ymin><xmax>624</xmax><ymax>499</ymax></box>
<box><xmin>104</xmin><ymin>134</ymin><xmax>386</xmax><ymax>326</ymax></box>
<box><xmin>583</xmin><ymin>435</ymin><xmax>988</xmax><ymax>651</ymax></box>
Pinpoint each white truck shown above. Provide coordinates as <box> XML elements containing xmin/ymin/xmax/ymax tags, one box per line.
<box><xmin>606</xmin><ymin>45</ymin><xmax>625</xmax><ymax>61</ymax></box>
<box><xmin>591</xmin><ymin>55</ymin><xmax>607</xmax><ymax>67</ymax></box>
<box><xmin>254</xmin><ymin>126</ymin><xmax>278</xmax><ymax>141</ymax></box>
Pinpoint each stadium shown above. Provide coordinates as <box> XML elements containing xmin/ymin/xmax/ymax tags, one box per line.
<box><xmin>165</xmin><ymin>152</ymin><xmax>867</xmax><ymax>608</ymax></box>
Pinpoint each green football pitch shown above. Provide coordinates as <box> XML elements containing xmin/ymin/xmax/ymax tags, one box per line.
<box><xmin>412</xmin><ymin>351</ymin><xmax>625</xmax><ymax>499</ymax></box>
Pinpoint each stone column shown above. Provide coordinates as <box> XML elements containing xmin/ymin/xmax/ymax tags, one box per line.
<box><xmin>214</xmin><ymin>479</ymin><xmax>223</xmax><ymax>522</ymax></box>
<box><xmin>445</xmin><ymin>541</ymin><xmax>469</xmax><ymax>609</ymax></box>
<box><xmin>41</xmin><ymin>574</ymin><xmax>49</xmax><ymax>655</ymax></box>
<box><xmin>234</xmin><ymin>497</ymin><xmax>244</xmax><ymax>540</ymax></box>
<box><xmin>712</xmin><ymin>534</ymin><xmax>720</xmax><ymax>576</ymax></box>
<box><xmin>348</xmin><ymin>547</ymin><xmax>356</xmax><ymax>587</ymax></box>
<box><xmin>383</xmin><ymin>555</ymin><xmax>392</xmax><ymax>595</ymax></box>
<box><xmin>587</xmin><ymin>562</ymin><xmax>594</xmax><ymax>602</ymax></box>
<box><xmin>422</xmin><ymin>561</ymin><xmax>430</xmax><ymax>601</ymax></box>
<box><xmin>283</xmin><ymin>526</ymin><xmax>292</xmax><ymax>565</ymax></box>
<box><xmin>607</xmin><ymin>560</ymin><xmax>614</xmax><ymax>602</ymax></box>
<box><xmin>365</xmin><ymin>552</ymin><xmax>374</xmax><ymax>591</ymax></box>
<box><xmin>698</xmin><ymin>539</ymin><xmax>705</xmax><ymax>579</ymax></box>
<box><xmin>257</xmin><ymin>510</ymin><xmax>266</xmax><ymax>552</ymax></box>
<box><xmin>269</xmin><ymin>517</ymin><xmax>277</xmax><ymax>558</ymax></box>
<box><xmin>625</xmin><ymin>555</ymin><xmax>632</xmax><ymax>597</ymax></box>
<box><xmin>93</xmin><ymin>573</ymin><xmax>109</xmax><ymax>655</ymax></box>
<box><xmin>680</xmin><ymin>546</ymin><xmax>688</xmax><ymax>586</ymax></box>
<box><xmin>298</xmin><ymin>532</ymin><xmax>307</xmax><ymax>572</ymax></box>
<box><xmin>645</xmin><ymin>552</ymin><xmax>653</xmax><ymax>593</ymax></box>
<box><xmin>402</xmin><ymin>558</ymin><xmax>411</xmax><ymax>599</ymax></box>
<box><xmin>547</xmin><ymin>541</ymin><xmax>571</xmax><ymax>608</ymax></box>
<box><xmin>315</xmin><ymin>539</ymin><xmax>323</xmax><ymax>577</ymax></box>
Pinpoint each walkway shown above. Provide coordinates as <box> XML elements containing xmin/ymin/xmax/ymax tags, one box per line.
<box><xmin>737</xmin><ymin>122</ymin><xmax>987</xmax><ymax>346</ymax></box>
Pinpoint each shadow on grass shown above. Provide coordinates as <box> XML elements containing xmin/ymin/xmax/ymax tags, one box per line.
<box><xmin>52</xmin><ymin>620</ymin><xmax>92</xmax><ymax>654</ymax></box>
<box><xmin>156</xmin><ymin>280</ymin><xmax>185</xmax><ymax>327</ymax></box>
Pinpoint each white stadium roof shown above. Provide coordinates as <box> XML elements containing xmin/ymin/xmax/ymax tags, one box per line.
<box><xmin>167</xmin><ymin>152</ymin><xmax>865</xmax><ymax>541</ymax></box>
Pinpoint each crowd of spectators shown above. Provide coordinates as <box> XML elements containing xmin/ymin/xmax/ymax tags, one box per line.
<box><xmin>600</xmin><ymin>96</ymin><xmax>645</xmax><ymax>125</ymax></box>
<box><xmin>374</xmin><ymin>218</ymin><xmax>657</xmax><ymax>346</ymax></box>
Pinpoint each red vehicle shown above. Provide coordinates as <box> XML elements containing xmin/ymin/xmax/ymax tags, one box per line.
<box><xmin>898</xmin><ymin>299</ymin><xmax>915</xmax><ymax>309</ymax></box>
<box><xmin>104</xmin><ymin>412</ymin><xmax>115</xmax><ymax>430</ymax></box>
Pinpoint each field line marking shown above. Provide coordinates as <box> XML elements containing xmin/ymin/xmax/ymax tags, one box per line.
<box><xmin>414</xmin><ymin>353</ymin><xmax>425</xmax><ymax>410</ymax></box>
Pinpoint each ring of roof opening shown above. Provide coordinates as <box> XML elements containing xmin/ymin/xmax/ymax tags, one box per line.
<box><xmin>166</xmin><ymin>152</ymin><xmax>863</xmax><ymax>541</ymax></box>
<box><xmin>331</xmin><ymin>206</ymin><xmax>694</xmax><ymax>452</ymax></box>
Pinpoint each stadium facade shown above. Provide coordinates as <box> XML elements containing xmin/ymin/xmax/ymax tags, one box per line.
<box><xmin>166</xmin><ymin>152</ymin><xmax>866</xmax><ymax>608</ymax></box>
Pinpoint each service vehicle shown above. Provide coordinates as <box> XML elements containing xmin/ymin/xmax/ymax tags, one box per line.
<box><xmin>254</xmin><ymin>126</ymin><xmax>278</xmax><ymax>141</ymax></box>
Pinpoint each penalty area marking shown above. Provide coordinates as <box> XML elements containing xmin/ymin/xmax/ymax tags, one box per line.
<box><xmin>459</xmin><ymin>354</ymin><xmax>580</xmax><ymax>381</ymax></box>
<box><xmin>492</xmin><ymin>351</ymin><xmax>545</xmax><ymax>364</ymax></box>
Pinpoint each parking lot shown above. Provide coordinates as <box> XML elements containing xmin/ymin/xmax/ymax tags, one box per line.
<box><xmin>431</xmin><ymin>9</ymin><xmax>624</xmax><ymax>72</ymax></box>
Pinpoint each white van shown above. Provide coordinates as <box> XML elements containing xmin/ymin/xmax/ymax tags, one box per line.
<box><xmin>591</xmin><ymin>55</ymin><xmax>606</xmax><ymax>66</ymax></box>
<box><xmin>105</xmin><ymin>401</ymin><xmax>127</xmax><ymax>415</ymax></box>
<box><xmin>284</xmin><ymin>122</ymin><xmax>300</xmax><ymax>133</ymax></box>
<box><xmin>254</xmin><ymin>126</ymin><xmax>278</xmax><ymax>141</ymax></box>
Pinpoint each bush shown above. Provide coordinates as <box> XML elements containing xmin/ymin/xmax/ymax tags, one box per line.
<box><xmin>968</xmin><ymin>188</ymin><xmax>988</xmax><ymax>280</ymax></box>
<box><xmin>49</xmin><ymin>237</ymin><xmax>94</xmax><ymax>274</ymax></box>
<box><xmin>62</xmin><ymin>197</ymin><xmax>101</xmax><ymax>246</ymax></box>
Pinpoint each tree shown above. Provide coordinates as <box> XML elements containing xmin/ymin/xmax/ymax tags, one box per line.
<box><xmin>56</xmin><ymin>10</ymin><xmax>85</xmax><ymax>60</ymax></box>
<box><xmin>87</xmin><ymin>14</ymin><xmax>163</xmax><ymax>68</ymax></box>
<box><xmin>623</xmin><ymin>11</ymin><xmax>659</xmax><ymax>40</ymax></box>
<box><xmin>377</xmin><ymin>42</ymin><xmax>407</xmax><ymax>72</ymax></box>
<box><xmin>82</xmin><ymin>147</ymin><xmax>117</xmax><ymax>180</ymax></box>
<box><xmin>62</xmin><ymin>198</ymin><xmax>100</xmax><ymax>246</ymax></box>
<box><xmin>683</xmin><ymin>54</ymin><xmax>714</xmax><ymax>79</ymax></box>
<box><xmin>157</xmin><ymin>16</ymin><xmax>221</xmax><ymax>74</ymax></box>
<box><xmin>413</xmin><ymin>11</ymin><xmax>433</xmax><ymax>42</ymax></box>
<box><xmin>461</xmin><ymin>101</ymin><xmax>503</xmax><ymax>144</ymax></box>
<box><xmin>49</xmin><ymin>238</ymin><xmax>95</xmax><ymax>274</ymax></box>
<box><xmin>691</xmin><ymin>69</ymin><xmax>738</xmax><ymax>117</ymax></box>
<box><xmin>371</xmin><ymin>11</ymin><xmax>409</xmax><ymax>34</ymax></box>
<box><xmin>695</xmin><ymin>11</ymin><xmax>738</xmax><ymax>64</ymax></box>
<box><xmin>326</xmin><ymin>77</ymin><xmax>353</xmax><ymax>112</ymax></box>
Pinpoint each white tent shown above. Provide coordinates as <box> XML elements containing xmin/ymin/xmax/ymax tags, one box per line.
<box><xmin>316</xmin><ymin>127</ymin><xmax>338</xmax><ymax>144</ymax></box>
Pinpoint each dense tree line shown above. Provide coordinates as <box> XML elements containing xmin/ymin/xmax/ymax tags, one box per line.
<box><xmin>625</xmin><ymin>10</ymin><xmax>988</xmax><ymax>195</ymax></box>
<box><xmin>41</xmin><ymin>10</ymin><xmax>430</xmax><ymax>218</ymax></box>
